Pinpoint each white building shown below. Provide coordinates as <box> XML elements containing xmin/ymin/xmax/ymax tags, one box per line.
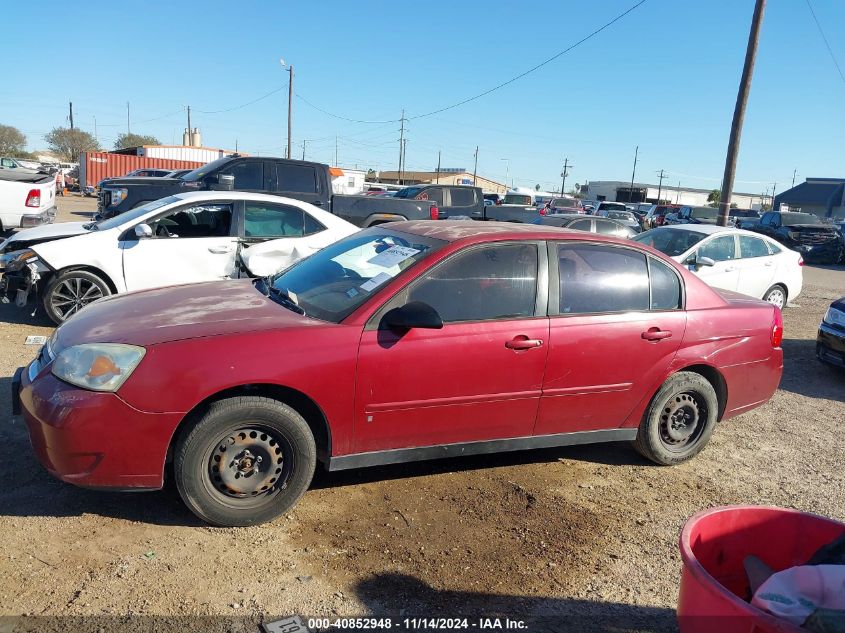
<box><xmin>582</xmin><ymin>180</ymin><xmax>763</xmax><ymax>209</ymax></box>
<box><xmin>330</xmin><ymin>167</ymin><xmax>366</xmax><ymax>194</ymax></box>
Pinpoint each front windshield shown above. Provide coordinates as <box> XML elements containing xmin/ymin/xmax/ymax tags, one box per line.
<box><xmin>782</xmin><ymin>212</ymin><xmax>820</xmax><ymax>225</ymax></box>
<box><xmin>607</xmin><ymin>211</ymin><xmax>634</xmax><ymax>220</ymax></box>
<box><xmin>90</xmin><ymin>196</ymin><xmax>181</xmax><ymax>231</ymax></box>
<box><xmin>180</xmin><ymin>157</ymin><xmax>232</xmax><ymax>182</ymax></box>
<box><xmin>270</xmin><ymin>228</ymin><xmax>445</xmax><ymax>323</ymax></box>
<box><xmin>601</xmin><ymin>203</ymin><xmax>628</xmax><ymax>211</ymax></box>
<box><xmin>504</xmin><ymin>194</ymin><xmax>532</xmax><ymax>205</ymax></box>
<box><xmin>691</xmin><ymin>207</ymin><xmax>718</xmax><ymax>219</ymax></box>
<box><xmin>632</xmin><ymin>228</ymin><xmax>706</xmax><ymax>257</ymax></box>
<box><xmin>552</xmin><ymin>198</ymin><xmax>579</xmax><ymax>207</ymax></box>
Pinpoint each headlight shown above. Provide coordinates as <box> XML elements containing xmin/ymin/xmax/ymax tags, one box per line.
<box><xmin>52</xmin><ymin>343</ymin><xmax>146</xmax><ymax>392</ymax></box>
<box><xmin>108</xmin><ymin>188</ymin><xmax>128</xmax><ymax>206</ymax></box>
<box><xmin>0</xmin><ymin>249</ymin><xmax>38</xmax><ymax>272</ymax></box>
<box><xmin>823</xmin><ymin>306</ymin><xmax>845</xmax><ymax>328</ymax></box>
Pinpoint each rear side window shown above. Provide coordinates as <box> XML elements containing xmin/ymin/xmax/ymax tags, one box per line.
<box><xmin>449</xmin><ymin>187</ymin><xmax>476</xmax><ymax>207</ymax></box>
<box><xmin>739</xmin><ymin>235</ymin><xmax>770</xmax><ymax>258</ymax></box>
<box><xmin>649</xmin><ymin>258</ymin><xmax>681</xmax><ymax>310</ymax></box>
<box><xmin>557</xmin><ymin>244</ymin><xmax>649</xmax><ymax>314</ymax></box>
<box><xmin>407</xmin><ymin>243</ymin><xmax>538</xmax><ymax>323</ymax></box>
<box><xmin>594</xmin><ymin>219</ymin><xmax>622</xmax><ymax>236</ymax></box>
<box><xmin>277</xmin><ymin>164</ymin><xmax>318</xmax><ymax>193</ymax></box>
<box><xmin>766</xmin><ymin>241</ymin><xmax>782</xmax><ymax>255</ymax></box>
<box><xmin>568</xmin><ymin>219</ymin><xmax>592</xmax><ymax>231</ymax></box>
<box><xmin>220</xmin><ymin>161</ymin><xmax>264</xmax><ymax>190</ymax></box>
<box><xmin>244</xmin><ymin>202</ymin><xmax>306</xmax><ymax>238</ymax></box>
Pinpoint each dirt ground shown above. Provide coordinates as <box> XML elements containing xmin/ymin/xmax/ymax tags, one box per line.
<box><xmin>0</xmin><ymin>195</ymin><xmax>843</xmax><ymax>632</ymax></box>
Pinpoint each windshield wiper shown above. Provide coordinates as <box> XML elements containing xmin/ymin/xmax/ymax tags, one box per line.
<box><xmin>267</xmin><ymin>284</ymin><xmax>305</xmax><ymax>316</ymax></box>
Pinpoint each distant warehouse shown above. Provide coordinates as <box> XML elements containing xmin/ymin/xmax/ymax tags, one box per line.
<box><xmin>772</xmin><ymin>177</ymin><xmax>845</xmax><ymax>219</ymax></box>
<box><xmin>376</xmin><ymin>168</ymin><xmax>507</xmax><ymax>194</ymax></box>
<box><xmin>582</xmin><ymin>180</ymin><xmax>761</xmax><ymax>208</ymax></box>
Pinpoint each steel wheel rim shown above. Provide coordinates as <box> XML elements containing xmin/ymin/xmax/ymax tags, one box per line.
<box><xmin>206</xmin><ymin>425</ymin><xmax>294</xmax><ymax>506</ymax></box>
<box><xmin>51</xmin><ymin>277</ymin><xmax>104</xmax><ymax>318</ymax></box>
<box><xmin>765</xmin><ymin>288</ymin><xmax>785</xmax><ymax>308</ymax></box>
<box><xmin>659</xmin><ymin>392</ymin><xmax>706</xmax><ymax>452</ymax></box>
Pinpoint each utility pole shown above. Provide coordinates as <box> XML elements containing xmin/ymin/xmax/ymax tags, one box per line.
<box><xmin>560</xmin><ymin>158</ymin><xmax>572</xmax><ymax>195</ymax></box>
<box><xmin>186</xmin><ymin>105</ymin><xmax>192</xmax><ymax>145</ymax></box>
<box><xmin>93</xmin><ymin>116</ymin><xmax>97</xmax><ymax>142</ymax></box>
<box><xmin>771</xmin><ymin>181</ymin><xmax>777</xmax><ymax>208</ymax></box>
<box><xmin>629</xmin><ymin>146</ymin><xmax>638</xmax><ymax>202</ymax></box>
<box><xmin>791</xmin><ymin>169</ymin><xmax>798</xmax><ymax>189</ymax></box>
<box><xmin>718</xmin><ymin>0</ymin><xmax>766</xmax><ymax>226</ymax></box>
<box><xmin>436</xmin><ymin>150</ymin><xmax>441</xmax><ymax>183</ymax></box>
<box><xmin>676</xmin><ymin>181</ymin><xmax>681</xmax><ymax>204</ymax></box>
<box><xmin>287</xmin><ymin>65</ymin><xmax>294</xmax><ymax>160</ymax></box>
<box><xmin>398</xmin><ymin>109</ymin><xmax>405</xmax><ymax>185</ymax></box>
<box><xmin>473</xmin><ymin>146</ymin><xmax>479</xmax><ymax>186</ymax></box>
<box><xmin>68</xmin><ymin>102</ymin><xmax>74</xmax><ymax>130</ymax></box>
<box><xmin>402</xmin><ymin>139</ymin><xmax>408</xmax><ymax>183</ymax></box>
<box><xmin>335</xmin><ymin>134</ymin><xmax>338</xmax><ymax>166</ymax></box>
<box><xmin>301</xmin><ymin>140</ymin><xmax>306</xmax><ymax>161</ymax></box>
<box><xmin>126</xmin><ymin>102</ymin><xmax>131</xmax><ymax>134</ymax></box>
<box><xmin>235</xmin><ymin>139</ymin><xmax>238</xmax><ymax>153</ymax></box>
<box><xmin>656</xmin><ymin>169</ymin><xmax>667</xmax><ymax>203</ymax></box>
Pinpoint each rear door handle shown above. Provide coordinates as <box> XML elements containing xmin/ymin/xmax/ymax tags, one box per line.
<box><xmin>208</xmin><ymin>246</ymin><xmax>233</xmax><ymax>254</ymax></box>
<box><xmin>642</xmin><ymin>328</ymin><xmax>672</xmax><ymax>341</ymax></box>
<box><xmin>505</xmin><ymin>336</ymin><xmax>544</xmax><ymax>350</ymax></box>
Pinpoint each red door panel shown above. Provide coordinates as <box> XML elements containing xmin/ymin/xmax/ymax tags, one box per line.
<box><xmin>354</xmin><ymin>318</ymin><xmax>549</xmax><ymax>453</ymax></box>
<box><xmin>535</xmin><ymin>311</ymin><xmax>686</xmax><ymax>435</ymax></box>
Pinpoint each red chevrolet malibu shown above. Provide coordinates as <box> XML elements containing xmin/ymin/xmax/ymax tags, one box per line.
<box><xmin>13</xmin><ymin>222</ymin><xmax>783</xmax><ymax>526</ymax></box>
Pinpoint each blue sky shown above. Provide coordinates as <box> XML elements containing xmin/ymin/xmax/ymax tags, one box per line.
<box><xmin>3</xmin><ymin>0</ymin><xmax>844</xmax><ymax>194</ymax></box>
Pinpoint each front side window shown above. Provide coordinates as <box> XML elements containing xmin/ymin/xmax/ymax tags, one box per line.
<box><xmin>406</xmin><ymin>243</ymin><xmax>538</xmax><ymax>323</ymax></box>
<box><xmin>557</xmin><ymin>244</ymin><xmax>649</xmax><ymax>314</ymax></box>
<box><xmin>632</xmin><ymin>228</ymin><xmax>706</xmax><ymax>257</ymax></box>
<box><xmin>244</xmin><ymin>203</ymin><xmax>309</xmax><ymax>238</ymax></box>
<box><xmin>698</xmin><ymin>235</ymin><xmax>736</xmax><ymax>262</ymax></box>
<box><xmin>148</xmin><ymin>203</ymin><xmax>233</xmax><ymax>238</ymax></box>
<box><xmin>739</xmin><ymin>235</ymin><xmax>770</xmax><ymax>258</ymax></box>
<box><xmin>219</xmin><ymin>161</ymin><xmax>264</xmax><ymax>189</ymax></box>
<box><xmin>271</xmin><ymin>228</ymin><xmax>444</xmax><ymax>323</ymax></box>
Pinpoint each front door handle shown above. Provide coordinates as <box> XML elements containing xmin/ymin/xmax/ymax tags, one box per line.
<box><xmin>208</xmin><ymin>246</ymin><xmax>233</xmax><ymax>254</ymax></box>
<box><xmin>642</xmin><ymin>328</ymin><xmax>672</xmax><ymax>341</ymax></box>
<box><xmin>505</xmin><ymin>336</ymin><xmax>544</xmax><ymax>350</ymax></box>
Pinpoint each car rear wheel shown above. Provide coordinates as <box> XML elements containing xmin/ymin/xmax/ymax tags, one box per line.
<box><xmin>762</xmin><ymin>284</ymin><xmax>787</xmax><ymax>309</ymax></box>
<box><xmin>174</xmin><ymin>396</ymin><xmax>316</xmax><ymax>527</ymax></box>
<box><xmin>42</xmin><ymin>269</ymin><xmax>112</xmax><ymax>324</ymax></box>
<box><xmin>633</xmin><ymin>371</ymin><xmax>718</xmax><ymax>466</ymax></box>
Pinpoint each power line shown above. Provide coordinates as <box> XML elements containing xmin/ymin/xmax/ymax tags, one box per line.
<box><xmin>194</xmin><ymin>84</ymin><xmax>288</xmax><ymax>114</ymax></box>
<box><xmin>295</xmin><ymin>0</ymin><xmax>648</xmax><ymax>124</ymax></box>
<box><xmin>804</xmin><ymin>0</ymin><xmax>845</xmax><ymax>86</ymax></box>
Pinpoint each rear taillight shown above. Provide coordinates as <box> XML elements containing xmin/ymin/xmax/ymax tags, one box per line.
<box><xmin>798</xmin><ymin>255</ymin><xmax>804</xmax><ymax>266</ymax></box>
<box><xmin>429</xmin><ymin>204</ymin><xmax>439</xmax><ymax>220</ymax></box>
<box><xmin>771</xmin><ymin>308</ymin><xmax>784</xmax><ymax>347</ymax></box>
<box><xmin>540</xmin><ymin>207</ymin><xmax>548</xmax><ymax>216</ymax></box>
<box><xmin>25</xmin><ymin>189</ymin><xmax>40</xmax><ymax>208</ymax></box>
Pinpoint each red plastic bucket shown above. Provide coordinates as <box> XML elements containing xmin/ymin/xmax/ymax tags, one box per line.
<box><xmin>678</xmin><ymin>505</ymin><xmax>845</xmax><ymax>633</ymax></box>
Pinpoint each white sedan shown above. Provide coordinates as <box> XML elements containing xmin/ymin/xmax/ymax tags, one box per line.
<box><xmin>0</xmin><ymin>191</ymin><xmax>359</xmax><ymax>323</ymax></box>
<box><xmin>632</xmin><ymin>224</ymin><xmax>803</xmax><ymax>308</ymax></box>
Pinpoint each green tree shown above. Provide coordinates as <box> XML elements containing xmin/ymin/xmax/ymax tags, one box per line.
<box><xmin>44</xmin><ymin>127</ymin><xmax>100</xmax><ymax>161</ymax></box>
<box><xmin>0</xmin><ymin>124</ymin><xmax>27</xmax><ymax>156</ymax></box>
<box><xmin>114</xmin><ymin>133</ymin><xmax>161</xmax><ymax>149</ymax></box>
<box><xmin>534</xmin><ymin>184</ymin><xmax>541</xmax><ymax>191</ymax></box>
<box><xmin>707</xmin><ymin>189</ymin><xmax>720</xmax><ymax>208</ymax></box>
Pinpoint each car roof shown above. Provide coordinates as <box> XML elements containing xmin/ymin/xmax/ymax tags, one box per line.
<box><xmin>544</xmin><ymin>213</ymin><xmax>586</xmax><ymax>219</ymax></box>
<box><xmin>386</xmin><ymin>220</ymin><xmax>631</xmax><ymax>246</ymax></box>
<box><xmin>170</xmin><ymin>190</ymin><xmax>316</xmax><ymax>204</ymax></box>
<box><xmin>649</xmin><ymin>224</ymin><xmax>735</xmax><ymax>235</ymax></box>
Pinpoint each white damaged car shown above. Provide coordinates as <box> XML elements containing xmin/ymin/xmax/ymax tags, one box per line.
<box><xmin>0</xmin><ymin>191</ymin><xmax>359</xmax><ymax>324</ymax></box>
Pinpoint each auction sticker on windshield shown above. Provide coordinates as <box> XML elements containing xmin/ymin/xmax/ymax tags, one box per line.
<box><xmin>360</xmin><ymin>272</ymin><xmax>392</xmax><ymax>292</ymax></box>
<box><xmin>367</xmin><ymin>246</ymin><xmax>420</xmax><ymax>268</ymax></box>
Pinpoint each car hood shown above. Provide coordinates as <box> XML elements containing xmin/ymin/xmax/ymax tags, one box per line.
<box><xmin>54</xmin><ymin>279</ymin><xmax>321</xmax><ymax>349</ymax></box>
<box><xmin>0</xmin><ymin>221</ymin><xmax>89</xmax><ymax>252</ymax></box>
<box><xmin>830</xmin><ymin>297</ymin><xmax>845</xmax><ymax>312</ymax></box>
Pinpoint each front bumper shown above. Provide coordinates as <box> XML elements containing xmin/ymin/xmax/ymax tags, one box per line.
<box><xmin>791</xmin><ymin>240</ymin><xmax>843</xmax><ymax>263</ymax></box>
<box><xmin>15</xmin><ymin>360</ymin><xmax>184</xmax><ymax>490</ymax></box>
<box><xmin>817</xmin><ymin>322</ymin><xmax>845</xmax><ymax>369</ymax></box>
<box><xmin>20</xmin><ymin>206</ymin><xmax>57</xmax><ymax>228</ymax></box>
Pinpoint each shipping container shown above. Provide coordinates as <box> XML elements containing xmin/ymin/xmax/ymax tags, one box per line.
<box><xmin>78</xmin><ymin>151</ymin><xmax>205</xmax><ymax>188</ymax></box>
<box><xmin>137</xmin><ymin>145</ymin><xmax>240</xmax><ymax>163</ymax></box>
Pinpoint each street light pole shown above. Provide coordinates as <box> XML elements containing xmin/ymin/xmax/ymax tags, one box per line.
<box><xmin>281</xmin><ymin>59</ymin><xmax>293</xmax><ymax>160</ymax></box>
<box><xmin>501</xmin><ymin>158</ymin><xmax>509</xmax><ymax>190</ymax></box>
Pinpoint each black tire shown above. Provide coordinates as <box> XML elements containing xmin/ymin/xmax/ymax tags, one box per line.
<box><xmin>762</xmin><ymin>284</ymin><xmax>787</xmax><ymax>309</ymax></box>
<box><xmin>174</xmin><ymin>396</ymin><xmax>316</xmax><ymax>527</ymax></box>
<box><xmin>633</xmin><ymin>371</ymin><xmax>719</xmax><ymax>465</ymax></box>
<box><xmin>42</xmin><ymin>268</ymin><xmax>112</xmax><ymax>325</ymax></box>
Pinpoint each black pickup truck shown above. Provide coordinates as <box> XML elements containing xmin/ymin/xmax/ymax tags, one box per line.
<box><xmin>745</xmin><ymin>210</ymin><xmax>843</xmax><ymax>264</ymax></box>
<box><xmin>98</xmin><ymin>155</ymin><xmax>487</xmax><ymax>227</ymax></box>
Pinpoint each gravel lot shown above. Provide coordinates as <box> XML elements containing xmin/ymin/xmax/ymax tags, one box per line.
<box><xmin>1</xmin><ymin>195</ymin><xmax>842</xmax><ymax>631</ymax></box>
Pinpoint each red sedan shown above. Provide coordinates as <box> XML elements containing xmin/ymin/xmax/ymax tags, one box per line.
<box><xmin>13</xmin><ymin>222</ymin><xmax>784</xmax><ymax>526</ymax></box>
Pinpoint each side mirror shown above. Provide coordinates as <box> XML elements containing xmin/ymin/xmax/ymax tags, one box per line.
<box><xmin>208</xmin><ymin>173</ymin><xmax>235</xmax><ymax>191</ymax></box>
<box><xmin>695</xmin><ymin>255</ymin><xmax>716</xmax><ymax>268</ymax></box>
<box><xmin>134</xmin><ymin>223</ymin><xmax>153</xmax><ymax>238</ymax></box>
<box><xmin>383</xmin><ymin>301</ymin><xmax>443</xmax><ymax>330</ymax></box>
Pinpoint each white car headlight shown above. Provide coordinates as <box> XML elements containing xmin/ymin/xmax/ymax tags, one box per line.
<box><xmin>52</xmin><ymin>343</ymin><xmax>146</xmax><ymax>392</ymax></box>
<box><xmin>0</xmin><ymin>249</ymin><xmax>38</xmax><ymax>272</ymax></box>
<box><xmin>823</xmin><ymin>306</ymin><xmax>845</xmax><ymax>328</ymax></box>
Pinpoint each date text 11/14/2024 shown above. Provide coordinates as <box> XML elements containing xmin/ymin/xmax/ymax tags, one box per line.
<box><xmin>263</xmin><ymin>617</ymin><xmax>529</xmax><ymax>633</ymax></box>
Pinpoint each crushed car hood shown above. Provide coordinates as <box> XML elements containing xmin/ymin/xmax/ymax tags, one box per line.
<box><xmin>0</xmin><ymin>222</ymin><xmax>89</xmax><ymax>252</ymax></box>
<box><xmin>54</xmin><ymin>279</ymin><xmax>322</xmax><ymax>349</ymax></box>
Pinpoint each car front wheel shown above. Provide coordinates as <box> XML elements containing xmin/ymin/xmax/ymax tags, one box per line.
<box><xmin>633</xmin><ymin>371</ymin><xmax>719</xmax><ymax>466</ymax></box>
<box><xmin>42</xmin><ymin>269</ymin><xmax>112</xmax><ymax>324</ymax></box>
<box><xmin>174</xmin><ymin>396</ymin><xmax>316</xmax><ymax>527</ymax></box>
